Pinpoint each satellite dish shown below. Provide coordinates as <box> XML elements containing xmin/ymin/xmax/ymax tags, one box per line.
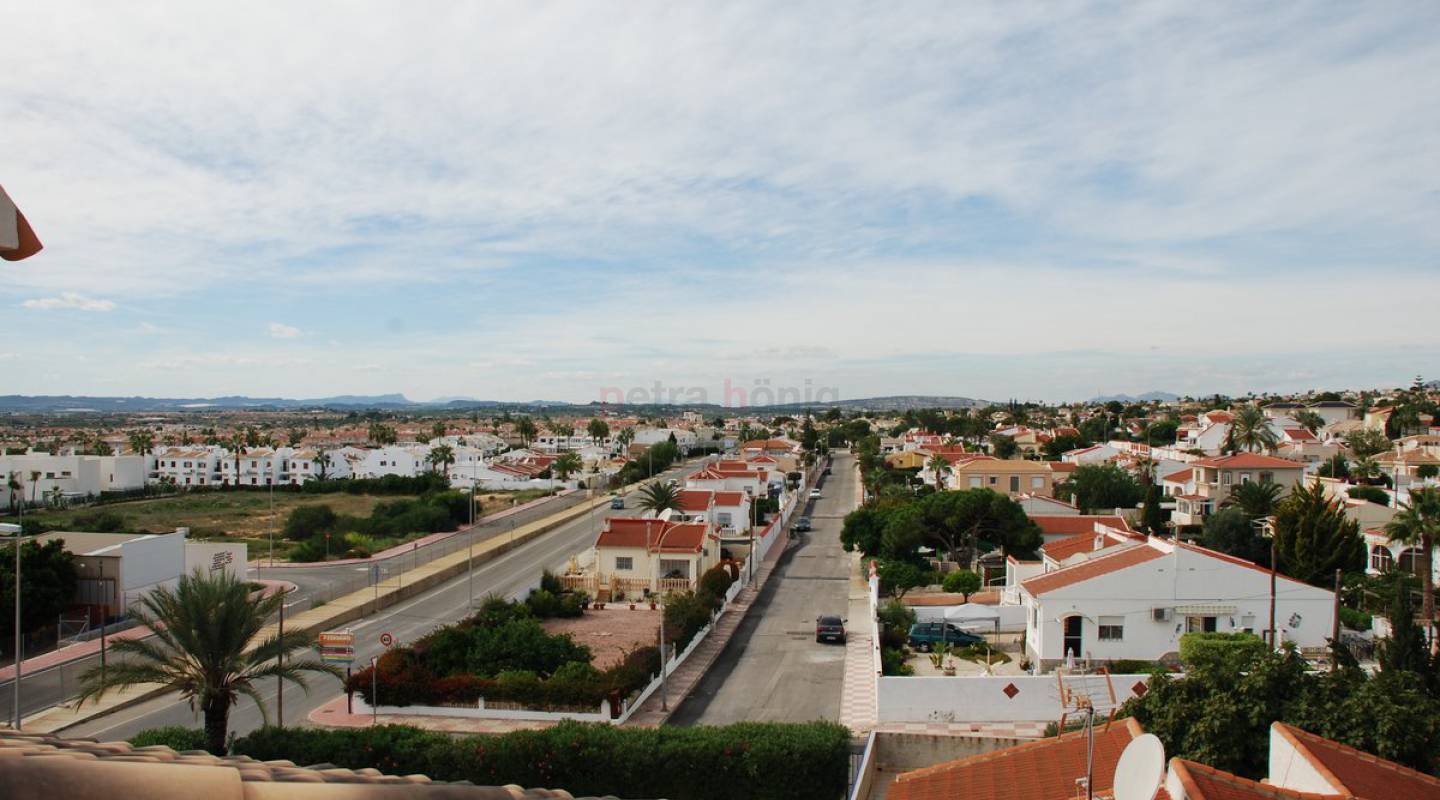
<box><xmin>1113</xmin><ymin>733</ymin><xmax>1165</xmax><ymax>800</ymax></box>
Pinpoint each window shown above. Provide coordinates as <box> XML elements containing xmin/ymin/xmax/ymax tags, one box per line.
<box><xmin>615</xmin><ymin>556</ymin><xmax>633</xmax><ymax>571</ymax></box>
<box><xmin>1009</xmin><ymin>476</ymin><xmax>1020</xmax><ymax>492</ymax></box>
<box><xmin>1098</xmin><ymin>616</ymin><xmax>1124</xmax><ymax>641</ymax></box>
<box><xmin>969</xmin><ymin>477</ymin><xmax>982</xmax><ymax>488</ymax></box>
<box><xmin>1239</xmin><ymin>472</ymin><xmax>1252</xmax><ymax>484</ymax></box>
<box><xmin>1031</xmin><ymin>476</ymin><xmax>1045</xmax><ymax>489</ymax></box>
<box><xmin>1222</xmin><ymin>472</ymin><xmax>1233</xmax><ymax>485</ymax></box>
<box><xmin>1259</xmin><ymin>471</ymin><xmax>1274</xmax><ymax>484</ymax></box>
<box><xmin>1370</xmin><ymin>545</ymin><xmax>1394</xmax><ymax>573</ymax></box>
<box><xmin>988</xmin><ymin>476</ymin><xmax>997</xmax><ymax>485</ymax></box>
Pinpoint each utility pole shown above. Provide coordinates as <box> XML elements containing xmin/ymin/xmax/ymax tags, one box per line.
<box><xmin>658</xmin><ymin>595</ymin><xmax>668</xmax><ymax>712</ymax></box>
<box><xmin>1332</xmin><ymin>568</ymin><xmax>1342</xmax><ymax>668</ymax></box>
<box><xmin>468</xmin><ymin>477</ymin><xmax>476</xmax><ymax>608</ymax></box>
<box><xmin>370</xmin><ymin>656</ymin><xmax>378</xmax><ymax>725</ymax></box>
<box><xmin>99</xmin><ymin>559</ymin><xmax>107</xmax><ymax>684</ymax></box>
<box><xmin>276</xmin><ymin>595</ymin><xmax>284</xmax><ymax>727</ymax></box>
<box><xmin>11</xmin><ymin>500</ymin><xmax>25</xmax><ymax>729</ymax></box>
<box><xmin>1269</xmin><ymin>534</ymin><xmax>1277</xmax><ymax>650</ymax></box>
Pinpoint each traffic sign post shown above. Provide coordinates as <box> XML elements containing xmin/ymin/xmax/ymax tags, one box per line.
<box><xmin>379</xmin><ymin>632</ymin><xmax>394</xmax><ymax>648</ymax></box>
<box><xmin>319</xmin><ymin>629</ymin><xmax>357</xmax><ymax>714</ymax></box>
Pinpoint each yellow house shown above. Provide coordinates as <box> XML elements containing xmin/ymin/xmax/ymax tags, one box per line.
<box><xmin>949</xmin><ymin>459</ymin><xmax>1059</xmax><ymax>496</ymax></box>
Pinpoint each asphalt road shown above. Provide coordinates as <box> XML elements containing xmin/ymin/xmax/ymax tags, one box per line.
<box><xmin>27</xmin><ymin>459</ymin><xmax>702</xmax><ymax>740</ymax></box>
<box><xmin>669</xmin><ymin>453</ymin><xmax>856</xmax><ymax>726</ymax></box>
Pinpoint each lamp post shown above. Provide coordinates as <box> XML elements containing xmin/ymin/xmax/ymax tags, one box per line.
<box><xmin>3</xmin><ymin>518</ymin><xmax>22</xmax><ymax>729</ymax></box>
<box><xmin>468</xmin><ymin>477</ymin><xmax>477</xmax><ymax>609</ymax></box>
<box><xmin>658</xmin><ymin>593</ymin><xmax>668</xmax><ymax>712</ymax></box>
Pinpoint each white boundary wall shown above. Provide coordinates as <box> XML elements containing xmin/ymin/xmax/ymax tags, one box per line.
<box><xmin>875</xmin><ymin>673</ymin><xmax>1155</xmax><ymax>723</ymax></box>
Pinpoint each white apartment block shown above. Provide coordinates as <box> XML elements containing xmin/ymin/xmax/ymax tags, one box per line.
<box><xmin>2</xmin><ymin>451</ymin><xmax>147</xmax><ymax>508</ymax></box>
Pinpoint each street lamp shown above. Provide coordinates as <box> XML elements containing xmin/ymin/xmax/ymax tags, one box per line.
<box><xmin>3</xmin><ymin>520</ymin><xmax>21</xmax><ymax>729</ymax></box>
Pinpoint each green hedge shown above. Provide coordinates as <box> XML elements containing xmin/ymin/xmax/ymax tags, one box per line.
<box><xmin>1178</xmin><ymin>631</ymin><xmax>1266</xmax><ymax>672</ymax></box>
<box><xmin>129</xmin><ymin>726</ymin><xmax>209</xmax><ymax>751</ymax></box>
<box><xmin>232</xmin><ymin>721</ymin><xmax>852</xmax><ymax>800</ymax></box>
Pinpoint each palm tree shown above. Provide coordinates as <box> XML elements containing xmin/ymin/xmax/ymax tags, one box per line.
<box><xmin>637</xmin><ymin>481</ymin><xmax>682</xmax><ymax>517</ymax></box>
<box><xmin>925</xmin><ymin>453</ymin><xmax>951</xmax><ymax>490</ymax></box>
<box><xmin>432</xmin><ymin>421</ymin><xmax>447</xmax><ymax>439</ymax></box>
<box><xmin>1351</xmin><ymin>454</ymin><xmax>1382</xmax><ymax>485</ymax></box>
<box><xmin>127</xmin><ymin>430</ymin><xmax>154</xmax><ymax>457</ymax></box>
<box><xmin>76</xmin><ymin>569</ymin><xmax>339</xmax><ymax>755</ymax></box>
<box><xmin>1293</xmin><ymin>410</ymin><xmax>1327</xmax><ymax>434</ymax></box>
<box><xmin>6</xmin><ymin>471</ymin><xmax>21</xmax><ymax>512</ymax></box>
<box><xmin>515</xmin><ymin>417</ymin><xmax>538</xmax><ymax>447</ymax></box>
<box><xmin>1223</xmin><ymin>480</ymin><xmax>1283</xmax><ymax>520</ymax></box>
<box><xmin>1385</xmin><ymin>487</ymin><xmax>1440</xmax><ymax>642</ymax></box>
<box><xmin>1225</xmin><ymin>405</ymin><xmax>1279</xmax><ymax>454</ymax></box>
<box><xmin>615</xmin><ymin>427</ymin><xmax>635</xmax><ymax>452</ymax></box>
<box><xmin>28</xmin><ymin>470</ymin><xmax>41</xmax><ymax>506</ymax></box>
<box><xmin>426</xmin><ymin>444</ymin><xmax>456</xmax><ymax>475</ymax></box>
<box><xmin>552</xmin><ymin>452</ymin><xmax>583</xmax><ymax>483</ymax></box>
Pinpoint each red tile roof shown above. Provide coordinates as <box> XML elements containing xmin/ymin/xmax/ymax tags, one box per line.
<box><xmin>1170</xmin><ymin>759</ymin><xmax>1334</xmax><ymax>800</ymax></box>
<box><xmin>1283</xmin><ymin>428</ymin><xmax>1319</xmax><ymax>442</ymax></box>
<box><xmin>1274</xmin><ymin>722</ymin><xmax>1440</xmax><ymax>800</ymax></box>
<box><xmin>888</xmin><ymin>718</ymin><xmax>1144</xmax><ymax>800</ymax></box>
<box><xmin>1194</xmin><ymin>454</ymin><xmax>1307</xmax><ymax>470</ymax></box>
<box><xmin>1163</xmin><ymin>467</ymin><xmax>1195</xmax><ymax>483</ymax></box>
<box><xmin>677</xmin><ymin>489</ymin><xmax>714</xmax><ymax>512</ymax></box>
<box><xmin>1029</xmin><ymin>515</ymin><xmax>1132</xmax><ymax>536</ymax></box>
<box><xmin>595</xmin><ymin>518</ymin><xmax>713</xmax><ymax>553</ymax></box>
<box><xmin>713</xmin><ymin>491</ymin><xmax>746</xmax><ymax>506</ymax></box>
<box><xmin>1040</xmin><ymin>532</ymin><xmax>1126</xmax><ymax>562</ymax></box>
<box><xmin>1022</xmin><ymin>543</ymin><xmax>1167</xmax><ymax>596</ymax></box>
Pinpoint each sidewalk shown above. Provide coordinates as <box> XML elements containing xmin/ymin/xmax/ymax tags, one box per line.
<box><xmin>623</xmin><ymin>528</ymin><xmax>792</xmax><ymax>727</ymax></box>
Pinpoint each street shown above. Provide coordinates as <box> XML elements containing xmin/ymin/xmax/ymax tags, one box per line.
<box><xmin>670</xmin><ymin>452</ymin><xmax>856</xmax><ymax>725</ymax></box>
<box><xmin>47</xmin><ymin>460</ymin><xmax>699</xmax><ymax>742</ymax></box>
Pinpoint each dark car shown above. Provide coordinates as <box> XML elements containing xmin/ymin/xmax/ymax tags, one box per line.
<box><xmin>792</xmin><ymin>516</ymin><xmax>812</xmax><ymax>532</ymax></box>
<box><xmin>610</xmin><ymin>496</ymin><xmax>625</xmax><ymax>509</ymax></box>
<box><xmin>816</xmin><ymin>615</ymin><xmax>847</xmax><ymax>644</ymax></box>
<box><xmin>907</xmin><ymin>621</ymin><xmax>984</xmax><ymax>651</ymax></box>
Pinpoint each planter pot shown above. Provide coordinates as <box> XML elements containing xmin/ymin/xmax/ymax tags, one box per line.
<box><xmin>649</xmin><ymin>602</ymin><xmax>657</xmax><ymax>610</ymax></box>
<box><xmin>630</xmin><ymin>603</ymin><xmax>636</xmax><ymax>610</ymax></box>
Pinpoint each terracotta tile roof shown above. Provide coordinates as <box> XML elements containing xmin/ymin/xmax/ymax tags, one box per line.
<box><xmin>888</xmin><ymin>718</ymin><xmax>1143</xmax><ymax>800</ymax></box>
<box><xmin>1022</xmin><ymin>542</ymin><xmax>1167</xmax><ymax>596</ymax></box>
<box><xmin>1029</xmin><ymin>515</ymin><xmax>1132</xmax><ymax>536</ymax></box>
<box><xmin>595</xmin><ymin>518</ymin><xmax>712</xmax><ymax>554</ymax></box>
<box><xmin>1163</xmin><ymin>467</ymin><xmax>1195</xmax><ymax>483</ymax></box>
<box><xmin>1283</xmin><ymin>428</ymin><xmax>1319</xmax><ymax>442</ymax></box>
<box><xmin>0</xmin><ymin>730</ymin><xmax>590</xmax><ymax>798</ymax></box>
<box><xmin>677</xmin><ymin>489</ymin><xmax>714</xmax><ymax>512</ymax></box>
<box><xmin>1041</xmin><ymin>532</ymin><xmax>1112</xmax><ymax>561</ymax></box>
<box><xmin>1273</xmin><ymin>722</ymin><xmax>1440</xmax><ymax>800</ymax></box>
<box><xmin>1170</xmin><ymin>758</ymin><xmax>1335</xmax><ymax>800</ymax></box>
<box><xmin>712</xmin><ymin>491</ymin><xmax>747</xmax><ymax>506</ymax></box>
<box><xmin>1194</xmin><ymin>454</ymin><xmax>1307</xmax><ymax>470</ymax></box>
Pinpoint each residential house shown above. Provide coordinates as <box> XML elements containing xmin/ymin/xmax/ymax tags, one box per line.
<box><xmin>1015</xmin><ymin>493</ymin><xmax>1079</xmax><ymax>515</ymax></box>
<box><xmin>1015</xmin><ymin>537</ymin><xmax>1333</xmax><ymax>667</ymax></box>
<box><xmin>286</xmin><ymin>448</ymin><xmax>353</xmax><ymax>484</ymax></box>
<box><xmin>593</xmin><ymin>517</ymin><xmax>721</xmax><ymax>598</ymax></box>
<box><xmin>1061</xmin><ymin>443</ymin><xmax>1120</xmax><ymax>464</ymax></box>
<box><xmin>351</xmin><ymin>445</ymin><xmax>429</xmax><ymax>479</ymax></box>
<box><xmin>671</xmin><ymin>488</ymin><xmax>752</xmax><ymax>534</ymax></box>
<box><xmin>149</xmin><ymin>446</ymin><xmax>224</xmax><ymax>488</ymax></box>
<box><xmin>948</xmin><ymin>458</ymin><xmax>1060</xmax><ymax>497</ymax></box>
<box><xmin>1</xmin><ymin>451</ymin><xmax>148</xmax><ymax>507</ymax></box>
<box><xmin>1171</xmin><ymin>453</ymin><xmax>1308</xmax><ymax>527</ymax></box>
<box><xmin>1308</xmin><ymin>399</ymin><xmax>1359</xmax><ymax>427</ymax></box>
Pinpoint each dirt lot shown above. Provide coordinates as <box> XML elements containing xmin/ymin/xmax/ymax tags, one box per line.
<box><xmin>543</xmin><ymin>606</ymin><xmax>662</xmax><ymax>669</ymax></box>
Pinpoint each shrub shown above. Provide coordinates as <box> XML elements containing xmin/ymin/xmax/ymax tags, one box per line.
<box><xmin>72</xmin><ymin>510</ymin><xmax>127</xmax><ymax>532</ymax></box>
<box><xmin>941</xmin><ymin>569</ymin><xmax>982</xmax><ymax>600</ymax></box>
<box><xmin>1105</xmin><ymin>659</ymin><xmax>1164</xmax><ymax>674</ymax></box>
<box><xmin>1346</xmin><ymin>485</ymin><xmax>1390</xmax><ymax>505</ymax></box>
<box><xmin>1178</xmin><ymin>631</ymin><xmax>1266</xmax><ymax>672</ymax></box>
<box><xmin>881</xmin><ymin>646</ymin><xmax>912</xmax><ymax>676</ymax></box>
<box><xmin>129</xmin><ymin>726</ymin><xmax>208</xmax><ymax>752</ymax></box>
<box><xmin>1420</xmin><ymin>464</ymin><xmax>1439</xmax><ymax>480</ymax></box>
<box><xmin>540</xmin><ymin>569</ymin><xmax>564</xmax><ymax>595</ymax></box>
<box><xmin>232</xmin><ymin>720</ymin><xmax>853</xmax><ymax>800</ymax></box>
<box><xmin>876</xmin><ymin>599</ymin><xmax>916</xmax><ymax>650</ymax></box>
<box><xmin>697</xmin><ymin>564</ymin><xmax>734</xmax><ymax>605</ymax></box>
<box><xmin>1339</xmin><ymin>605</ymin><xmax>1373</xmax><ymax>631</ymax></box>
<box><xmin>283</xmin><ymin>504</ymin><xmax>338</xmax><ymax>540</ymax></box>
<box><xmin>663</xmin><ymin>591</ymin><xmax>713</xmax><ymax>651</ymax></box>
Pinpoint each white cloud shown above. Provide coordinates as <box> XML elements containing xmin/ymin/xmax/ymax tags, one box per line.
<box><xmin>268</xmin><ymin>322</ymin><xmax>301</xmax><ymax>339</ymax></box>
<box><xmin>21</xmin><ymin>293</ymin><xmax>117</xmax><ymax>312</ymax></box>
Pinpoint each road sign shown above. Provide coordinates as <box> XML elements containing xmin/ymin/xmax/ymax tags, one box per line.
<box><xmin>319</xmin><ymin>630</ymin><xmax>355</xmax><ymax>666</ymax></box>
<box><xmin>379</xmin><ymin>632</ymin><xmax>394</xmax><ymax>648</ymax></box>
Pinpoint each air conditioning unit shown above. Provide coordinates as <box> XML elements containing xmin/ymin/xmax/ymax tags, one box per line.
<box><xmin>1152</xmin><ymin>607</ymin><xmax>1172</xmax><ymax>622</ymax></box>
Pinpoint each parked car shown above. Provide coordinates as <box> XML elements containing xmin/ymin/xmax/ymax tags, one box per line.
<box><xmin>792</xmin><ymin>516</ymin><xmax>812</xmax><ymax>532</ymax></box>
<box><xmin>815</xmin><ymin>615</ymin><xmax>847</xmax><ymax>644</ymax></box>
<box><xmin>610</xmin><ymin>495</ymin><xmax>625</xmax><ymax>509</ymax></box>
<box><xmin>809</xmin><ymin>488</ymin><xmax>822</xmax><ymax>499</ymax></box>
<box><xmin>907</xmin><ymin>621</ymin><xmax>984</xmax><ymax>652</ymax></box>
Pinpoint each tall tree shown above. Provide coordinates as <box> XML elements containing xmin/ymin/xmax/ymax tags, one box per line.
<box><xmin>1225</xmin><ymin>405</ymin><xmax>1279</xmax><ymax>454</ymax></box>
<box><xmin>551</xmin><ymin>452</ymin><xmax>582</xmax><ymax>483</ymax></box>
<box><xmin>1293</xmin><ymin>410</ymin><xmax>1327</xmax><ymax>434</ymax></box>
<box><xmin>1055</xmin><ymin>463</ymin><xmax>1144</xmax><ymax>513</ymax></box>
<box><xmin>76</xmin><ymin>570</ymin><xmax>338</xmax><ymax>755</ymax></box>
<box><xmin>514</xmin><ymin>417</ymin><xmax>538</xmax><ymax>447</ymax></box>
<box><xmin>127</xmin><ymin>429</ymin><xmax>154</xmax><ymax>456</ymax></box>
<box><xmin>1224</xmin><ymin>480</ymin><xmax>1284</xmax><ymax>520</ymax></box>
<box><xmin>1345</xmin><ymin>428</ymin><xmax>1392</xmax><ymax>460</ymax></box>
<box><xmin>1201</xmin><ymin>507</ymin><xmax>1271</xmax><ymax>566</ymax></box>
<box><xmin>637</xmin><ymin>481</ymin><xmax>682</xmax><ymax>517</ymax></box>
<box><xmin>1272</xmin><ymin>481</ymin><xmax>1365</xmax><ymax>586</ymax></box>
<box><xmin>1</xmin><ymin>537</ymin><xmax>79</xmax><ymax>644</ymax></box>
<box><xmin>586</xmin><ymin>418</ymin><xmax>610</xmax><ymax>445</ymax></box>
<box><xmin>286</xmin><ymin>428</ymin><xmax>306</xmax><ymax>448</ymax></box>
<box><xmin>925</xmin><ymin>453</ymin><xmax>952</xmax><ymax>490</ymax></box>
<box><xmin>426</xmin><ymin>444</ymin><xmax>456</xmax><ymax>475</ymax></box>
<box><xmin>1385</xmin><ymin>487</ymin><xmax>1440</xmax><ymax>642</ymax></box>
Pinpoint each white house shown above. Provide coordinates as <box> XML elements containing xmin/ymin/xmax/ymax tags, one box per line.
<box><xmin>149</xmin><ymin>446</ymin><xmax>225</xmax><ymax>487</ymax></box>
<box><xmin>593</xmin><ymin>517</ymin><xmax>721</xmax><ymax>598</ymax></box>
<box><xmin>672</xmin><ymin>488</ymin><xmax>753</xmax><ymax>534</ymax></box>
<box><xmin>1015</xmin><ymin>537</ymin><xmax>1334</xmax><ymax>668</ymax></box>
<box><xmin>286</xmin><ymin>448</ymin><xmax>353</xmax><ymax>483</ymax></box>
<box><xmin>1061</xmin><ymin>443</ymin><xmax>1120</xmax><ymax>465</ymax></box>
<box><xmin>1</xmin><ymin>452</ymin><xmax>148</xmax><ymax>508</ymax></box>
<box><xmin>352</xmin><ymin>445</ymin><xmax>430</xmax><ymax>479</ymax></box>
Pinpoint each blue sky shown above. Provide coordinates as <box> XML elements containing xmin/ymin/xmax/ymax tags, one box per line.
<box><xmin>3</xmin><ymin>2</ymin><xmax>1437</xmax><ymax>404</ymax></box>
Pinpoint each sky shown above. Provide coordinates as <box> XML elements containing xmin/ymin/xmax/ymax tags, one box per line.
<box><xmin>3</xmin><ymin>2</ymin><xmax>1438</xmax><ymax>405</ymax></box>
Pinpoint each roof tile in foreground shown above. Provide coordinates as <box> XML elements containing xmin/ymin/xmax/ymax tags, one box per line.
<box><xmin>0</xmin><ymin>731</ymin><xmax>620</xmax><ymax>800</ymax></box>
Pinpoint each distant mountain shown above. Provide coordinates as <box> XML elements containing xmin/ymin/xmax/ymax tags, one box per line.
<box><xmin>1087</xmin><ymin>391</ymin><xmax>1180</xmax><ymax>404</ymax></box>
<box><xmin>0</xmin><ymin>392</ymin><xmax>994</xmax><ymax>414</ymax></box>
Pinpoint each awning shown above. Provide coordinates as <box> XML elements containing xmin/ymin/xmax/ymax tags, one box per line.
<box><xmin>1172</xmin><ymin>604</ymin><xmax>1238</xmax><ymax>615</ymax></box>
<box><xmin>0</xmin><ymin>185</ymin><xmax>43</xmax><ymax>261</ymax></box>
